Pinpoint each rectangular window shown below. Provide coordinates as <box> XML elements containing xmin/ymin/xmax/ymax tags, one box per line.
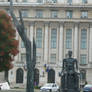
<box><xmin>37</xmin><ymin>0</ymin><xmax>43</xmax><ymax>3</ymax></box>
<box><xmin>6</xmin><ymin>9</ymin><xmax>10</xmax><ymax>16</ymax></box>
<box><xmin>51</xmin><ymin>10</ymin><xmax>58</xmax><ymax>18</ymax></box>
<box><xmin>50</xmin><ymin>54</ymin><xmax>56</xmax><ymax>63</ymax></box>
<box><xmin>36</xmin><ymin>53</ymin><xmax>42</xmax><ymax>62</ymax></box>
<box><xmin>82</xmin><ymin>0</ymin><xmax>87</xmax><ymax>4</ymax></box>
<box><xmin>81</xmin><ymin>29</ymin><xmax>87</xmax><ymax>49</ymax></box>
<box><xmin>36</xmin><ymin>10</ymin><xmax>43</xmax><ymax>18</ymax></box>
<box><xmin>22</xmin><ymin>0</ymin><xmax>27</xmax><ymax>2</ymax></box>
<box><xmin>66</xmin><ymin>11</ymin><xmax>72</xmax><ymax>18</ymax></box>
<box><xmin>21</xmin><ymin>10</ymin><xmax>28</xmax><ymax>17</ymax></box>
<box><xmin>66</xmin><ymin>29</ymin><xmax>72</xmax><ymax>49</ymax></box>
<box><xmin>24</xmin><ymin>28</ymin><xmax>27</xmax><ymax>35</ymax></box>
<box><xmin>36</xmin><ymin>28</ymin><xmax>42</xmax><ymax>48</ymax></box>
<box><xmin>80</xmin><ymin>70</ymin><xmax>86</xmax><ymax>81</ymax></box>
<box><xmin>80</xmin><ymin>54</ymin><xmax>87</xmax><ymax>65</ymax></box>
<box><xmin>8</xmin><ymin>0</ymin><xmax>10</xmax><ymax>2</ymax></box>
<box><xmin>81</xmin><ymin>11</ymin><xmax>88</xmax><ymax>18</ymax></box>
<box><xmin>21</xmin><ymin>54</ymin><xmax>26</xmax><ymax>62</ymax></box>
<box><xmin>51</xmin><ymin>29</ymin><xmax>57</xmax><ymax>48</ymax></box>
<box><xmin>21</xmin><ymin>41</ymin><xmax>25</xmax><ymax>48</ymax></box>
<box><xmin>67</xmin><ymin>0</ymin><xmax>72</xmax><ymax>4</ymax></box>
<box><xmin>52</xmin><ymin>0</ymin><xmax>57</xmax><ymax>3</ymax></box>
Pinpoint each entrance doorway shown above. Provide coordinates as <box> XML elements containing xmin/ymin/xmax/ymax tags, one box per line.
<box><xmin>48</xmin><ymin>69</ymin><xmax>55</xmax><ymax>83</ymax></box>
<box><xmin>16</xmin><ymin>68</ymin><xmax>24</xmax><ymax>83</ymax></box>
<box><xmin>34</xmin><ymin>68</ymin><xmax>39</xmax><ymax>86</ymax></box>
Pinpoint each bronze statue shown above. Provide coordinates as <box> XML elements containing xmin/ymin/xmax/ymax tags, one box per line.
<box><xmin>60</xmin><ymin>51</ymin><xmax>80</xmax><ymax>92</ymax></box>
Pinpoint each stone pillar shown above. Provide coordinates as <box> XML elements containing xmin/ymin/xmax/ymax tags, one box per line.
<box><xmin>89</xmin><ymin>24</ymin><xmax>92</xmax><ymax>63</ymax></box>
<box><xmin>74</xmin><ymin>23</ymin><xmax>78</xmax><ymax>59</ymax></box>
<box><xmin>59</xmin><ymin>22</ymin><xmax>64</xmax><ymax>63</ymax></box>
<box><xmin>44</xmin><ymin>22</ymin><xmax>49</xmax><ymax>64</ymax></box>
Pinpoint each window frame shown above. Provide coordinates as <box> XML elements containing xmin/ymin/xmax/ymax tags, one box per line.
<box><xmin>66</xmin><ymin>29</ymin><xmax>72</xmax><ymax>49</ymax></box>
<box><xmin>81</xmin><ymin>11</ymin><xmax>88</xmax><ymax>18</ymax></box>
<box><xmin>36</xmin><ymin>10</ymin><xmax>43</xmax><ymax>18</ymax></box>
<box><xmin>66</xmin><ymin>10</ymin><xmax>73</xmax><ymax>19</ymax></box>
<box><xmin>36</xmin><ymin>28</ymin><xmax>42</xmax><ymax>48</ymax></box>
<box><xmin>80</xmin><ymin>29</ymin><xmax>87</xmax><ymax>49</ymax></box>
<box><xmin>80</xmin><ymin>54</ymin><xmax>87</xmax><ymax>65</ymax></box>
<box><xmin>51</xmin><ymin>28</ymin><xmax>57</xmax><ymax>49</ymax></box>
<box><xmin>50</xmin><ymin>54</ymin><xmax>56</xmax><ymax>63</ymax></box>
<box><xmin>51</xmin><ymin>10</ymin><xmax>58</xmax><ymax>18</ymax></box>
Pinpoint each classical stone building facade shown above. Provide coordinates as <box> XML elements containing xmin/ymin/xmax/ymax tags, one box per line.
<box><xmin>0</xmin><ymin>0</ymin><xmax>92</xmax><ymax>88</ymax></box>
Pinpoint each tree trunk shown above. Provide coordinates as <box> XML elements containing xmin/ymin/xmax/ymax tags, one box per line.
<box><xmin>9</xmin><ymin>1</ymin><xmax>36</xmax><ymax>92</ymax></box>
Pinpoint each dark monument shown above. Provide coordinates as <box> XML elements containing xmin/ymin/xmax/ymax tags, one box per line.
<box><xmin>60</xmin><ymin>51</ymin><xmax>80</xmax><ymax>92</ymax></box>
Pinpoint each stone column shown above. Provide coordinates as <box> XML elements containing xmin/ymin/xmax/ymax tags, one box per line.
<box><xmin>74</xmin><ymin>23</ymin><xmax>79</xmax><ymax>59</ymax></box>
<box><xmin>89</xmin><ymin>24</ymin><xmax>92</xmax><ymax>63</ymax></box>
<box><xmin>59</xmin><ymin>22</ymin><xmax>64</xmax><ymax>62</ymax></box>
<box><xmin>44</xmin><ymin>22</ymin><xmax>49</xmax><ymax>64</ymax></box>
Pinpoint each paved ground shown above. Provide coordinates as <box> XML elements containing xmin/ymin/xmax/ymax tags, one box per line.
<box><xmin>0</xmin><ymin>89</ymin><xmax>40</xmax><ymax>92</ymax></box>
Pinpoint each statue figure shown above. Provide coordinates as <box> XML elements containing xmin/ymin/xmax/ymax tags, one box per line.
<box><xmin>60</xmin><ymin>51</ymin><xmax>80</xmax><ymax>92</ymax></box>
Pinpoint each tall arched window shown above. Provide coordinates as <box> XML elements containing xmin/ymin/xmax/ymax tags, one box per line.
<box><xmin>16</xmin><ymin>68</ymin><xmax>24</xmax><ymax>83</ymax></box>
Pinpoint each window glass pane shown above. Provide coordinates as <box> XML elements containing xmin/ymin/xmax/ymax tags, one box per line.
<box><xmin>66</xmin><ymin>29</ymin><xmax>72</xmax><ymax>49</ymax></box>
<box><xmin>36</xmin><ymin>53</ymin><xmax>42</xmax><ymax>62</ymax></box>
<box><xmin>80</xmin><ymin>70</ymin><xmax>86</xmax><ymax>82</ymax></box>
<box><xmin>67</xmin><ymin>0</ymin><xmax>72</xmax><ymax>4</ymax></box>
<box><xmin>50</xmin><ymin>54</ymin><xmax>56</xmax><ymax>63</ymax></box>
<box><xmin>66</xmin><ymin>11</ymin><xmax>72</xmax><ymax>18</ymax></box>
<box><xmin>51</xmin><ymin>11</ymin><xmax>58</xmax><ymax>18</ymax></box>
<box><xmin>22</xmin><ymin>0</ymin><xmax>27</xmax><ymax>2</ymax></box>
<box><xmin>36</xmin><ymin>10</ymin><xmax>43</xmax><ymax>18</ymax></box>
<box><xmin>37</xmin><ymin>0</ymin><xmax>43</xmax><ymax>3</ymax></box>
<box><xmin>81</xmin><ymin>29</ymin><xmax>87</xmax><ymax>49</ymax></box>
<box><xmin>52</xmin><ymin>0</ymin><xmax>57</xmax><ymax>3</ymax></box>
<box><xmin>80</xmin><ymin>54</ymin><xmax>87</xmax><ymax>65</ymax></box>
<box><xmin>82</xmin><ymin>0</ymin><xmax>87</xmax><ymax>3</ymax></box>
<box><xmin>81</xmin><ymin>11</ymin><xmax>88</xmax><ymax>18</ymax></box>
<box><xmin>36</xmin><ymin>28</ymin><xmax>42</xmax><ymax>48</ymax></box>
<box><xmin>21</xmin><ymin>54</ymin><xmax>26</xmax><ymax>62</ymax></box>
<box><xmin>6</xmin><ymin>9</ymin><xmax>10</xmax><ymax>16</ymax></box>
<box><xmin>21</xmin><ymin>10</ymin><xmax>28</xmax><ymax>17</ymax></box>
<box><xmin>21</xmin><ymin>41</ymin><xmax>25</xmax><ymax>48</ymax></box>
<box><xmin>51</xmin><ymin>29</ymin><xmax>57</xmax><ymax>48</ymax></box>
